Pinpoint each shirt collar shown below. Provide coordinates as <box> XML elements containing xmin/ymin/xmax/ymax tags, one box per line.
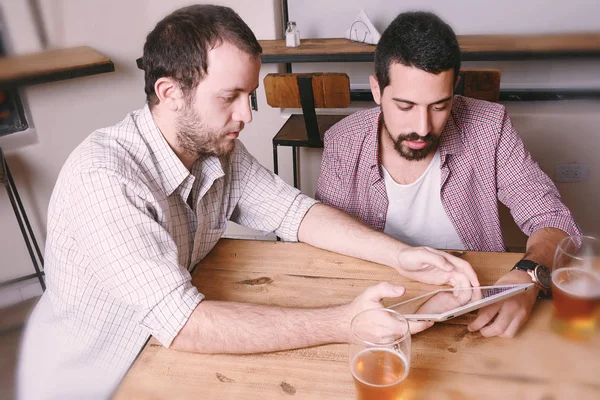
<box><xmin>439</xmin><ymin>107</ymin><xmax>465</xmax><ymax>161</ymax></box>
<box><xmin>135</xmin><ymin>104</ymin><xmax>192</xmax><ymax>196</ymax></box>
<box><xmin>367</xmin><ymin>108</ymin><xmax>382</xmax><ymax>169</ymax></box>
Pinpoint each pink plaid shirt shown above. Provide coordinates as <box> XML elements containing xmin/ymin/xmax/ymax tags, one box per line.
<box><xmin>316</xmin><ymin>95</ymin><xmax>580</xmax><ymax>252</ymax></box>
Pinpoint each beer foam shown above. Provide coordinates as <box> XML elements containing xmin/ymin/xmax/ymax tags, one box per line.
<box><xmin>552</xmin><ymin>268</ymin><xmax>600</xmax><ymax>297</ymax></box>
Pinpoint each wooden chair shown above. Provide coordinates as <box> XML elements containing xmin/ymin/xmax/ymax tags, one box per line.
<box><xmin>264</xmin><ymin>72</ymin><xmax>351</xmax><ymax>188</ymax></box>
<box><xmin>264</xmin><ymin>69</ymin><xmax>500</xmax><ymax>188</ymax></box>
<box><xmin>456</xmin><ymin>68</ymin><xmax>501</xmax><ymax>102</ymax></box>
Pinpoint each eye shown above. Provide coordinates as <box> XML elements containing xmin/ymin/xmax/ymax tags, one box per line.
<box><xmin>221</xmin><ymin>92</ymin><xmax>238</xmax><ymax>102</ymax></box>
<box><xmin>398</xmin><ymin>105</ymin><xmax>413</xmax><ymax>111</ymax></box>
<box><xmin>433</xmin><ymin>104</ymin><xmax>448</xmax><ymax>111</ymax></box>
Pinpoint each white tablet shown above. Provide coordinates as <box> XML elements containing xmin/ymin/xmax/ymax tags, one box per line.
<box><xmin>387</xmin><ymin>283</ymin><xmax>535</xmax><ymax>322</ymax></box>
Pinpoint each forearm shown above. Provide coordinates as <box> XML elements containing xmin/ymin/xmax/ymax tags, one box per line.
<box><xmin>298</xmin><ymin>203</ymin><xmax>408</xmax><ymax>267</ymax></box>
<box><xmin>505</xmin><ymin>227</ymin><xmax>569</xmax><ymax>289</ymax></box>
<box><xmin>523</xmin><ymin>227</ymin><xmax>569</xmax><ymax>267</ymax></box>
<box><xmin>170</xmin><ymin>300</ymin><xmax>347</xmax><ymax>354</ymax></box>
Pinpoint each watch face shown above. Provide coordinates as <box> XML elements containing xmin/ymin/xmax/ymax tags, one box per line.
<box><xmin>535</xmin><ymin>265</ymin><xmax>552</xmax><ymax>290</ymax></box>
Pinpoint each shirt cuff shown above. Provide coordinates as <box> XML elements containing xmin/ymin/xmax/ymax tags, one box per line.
<box><xmin>528</xmin><ymin>214</ymin><xmax>582</xmax><ymax>238</ymax></box>
<box><xmin>275</xmin><ymin>194</ymin><xmax>319</xmax><ymax>242</ymax></box>
<box><xmin>139</xmin><ymin>282</ymin><xmax>205</xmax><ymax>347</ymax></box>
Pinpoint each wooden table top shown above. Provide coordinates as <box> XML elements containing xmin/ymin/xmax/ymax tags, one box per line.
<box><xmin>114</xmin><ymin>239</ymin><xmax>600</xmax><ymax>399</ymax></box>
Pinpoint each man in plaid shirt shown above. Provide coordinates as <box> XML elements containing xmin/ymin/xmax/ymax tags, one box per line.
<box><xmin>316</xmin><ymin>12</ymin><xmax>580</xmax><ymax>339</ymax></box>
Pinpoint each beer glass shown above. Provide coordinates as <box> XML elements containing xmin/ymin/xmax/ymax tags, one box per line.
<box><xmin>349</xmin><ymin>308</ymin><xmax>411</xmax><ymax>400</ymax></box>
<box><xmin>552</xmin><ymin>235</ymin><xmax>600</xmax><ymax>340</ymax></box>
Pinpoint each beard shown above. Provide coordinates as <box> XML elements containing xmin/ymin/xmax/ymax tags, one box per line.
<box><xmin>381</xmin><ymin>111</ymin><xmax>440</xmax><ymax>161</ymax></box>
<box><xmin>175</xmin><ymin>100</ymin><xmax>243</xmax><ymax>158</ymax></box>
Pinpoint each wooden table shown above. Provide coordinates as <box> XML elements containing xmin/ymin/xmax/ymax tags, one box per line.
<box><xmin>114</xmin><ymin>239</ymin><xmax>600</xmax><ymax>399</ymax></box>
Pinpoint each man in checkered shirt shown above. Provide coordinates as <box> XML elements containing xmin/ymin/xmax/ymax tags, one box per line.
<box><xmin>17</xmin><ymin>5</ymin><xmax>480</xmax><ymax>399</ymax></box>
<box><xmin>316</xmin><ymin>12</ymin><xmax>580</xmax><ymax>340</ymax></box>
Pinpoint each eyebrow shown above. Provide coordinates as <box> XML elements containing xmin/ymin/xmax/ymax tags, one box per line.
<box><xmin>222</xmin><ymin>84</ymin><xmax>260</xmax><ymax>93</ymax></box>
<box><xmin>391</xmin><ymin>96</ymin><xmax>453</xmax><ymax>106</ymax></box>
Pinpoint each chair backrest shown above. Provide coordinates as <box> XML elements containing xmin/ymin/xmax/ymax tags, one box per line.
<box><xmin>264</xmin><ymin>73</ymin><xmax>350</xmax><ymax>146</ymax></box>
<box><xmin>264</xmin><ymin>73</ymin><xmax>351</xmax><ymax>108</ymax></box>
<box><xmin>458</xmin><ymin>69</ymin><xmax>501</xmax><ymax>102</ymax></box>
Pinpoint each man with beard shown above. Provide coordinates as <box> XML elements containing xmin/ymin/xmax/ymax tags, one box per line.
<box><xmin>17</xmin><ymin>5</ymin><xmax>479</xmax><ymax>399</ymax></box>
<box><xmin>316</xmin><ymin>11</ymin><xmax>580</xmax><ymax>340</ymax></box>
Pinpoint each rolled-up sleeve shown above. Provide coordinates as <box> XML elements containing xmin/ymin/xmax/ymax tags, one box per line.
<box><xmin>230</xmin><ymin>142</ymin><xmax>318</xmax><ymax>241</ymax></box>
<box><xmin>66</xmin><ymin>167</ymin><xmax>204</xmax><ymax>347</ymax></box>
<box><xmin>495</xmin><ymin>110</ymin><xmax>581</xmax><ymax>238</ymax></box>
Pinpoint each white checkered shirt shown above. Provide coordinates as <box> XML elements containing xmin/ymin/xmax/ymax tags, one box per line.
<box><xmin>18</xmin><ymin>104</ymin><xmax>317</xmax><ymax>399</ymax></box>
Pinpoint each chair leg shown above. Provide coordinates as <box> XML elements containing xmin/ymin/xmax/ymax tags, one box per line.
<box><xmin>1</xmin><ymin>149</ymin><xmax>46</xmax><ymax>291</ymax></box>
<box><xmin>272</xmin><ymin>143</ymin><xmax>279</xmax><ymax>175</ymax></box>
<box><xmin>272</xmin><ymin>143</ymin><xmax>282</xmax><ymax>241</ymax></box>
<box><xmin>292</xmin><ymin>147</ymin><xmax>298</xmax><ymax>189</ymax></box>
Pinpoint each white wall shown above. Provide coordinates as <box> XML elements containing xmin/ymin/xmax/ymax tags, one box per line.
<box><xmin>288</xmin><ymin>0</ymin><xmax>600</xmax><ymax>35</ymax></box>
<box><xmin>0</xmin><ymin>0</ymin><xmax>287</xmax><ymax>285</ymax></box>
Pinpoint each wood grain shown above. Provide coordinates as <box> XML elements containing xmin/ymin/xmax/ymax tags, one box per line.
<box><xmin>458</xmin><ymin>33</ymin><xmax>600</xmax><ymax>53</ymax></box>
<box><xmin>461</xmin><ymin>69</ymin><xmax>501</xmax><ymax>102</ymax></box>
<box><xmin>264</xmin><ymin>73</ymin><xmax>350</xmax><ymax>108</ymax></box>
<box><xmin>259</xmin><ymin>34</ymin><xmax>600</xmax><ymax>60</ymax></box>
<box><xmin>115</xmin><ymin>239</ymin><xmax>600</xmax><ymax>399</ymax></box>
<box><xmin>0</xmin><ymin>46</ymin><xmax>114</xmax><ymax>87</ymax></box>
<box><xmin>271</xmin><ymin>114</ymin><xmax>345</xmax><ymax>145</ymax></box>
<box><xmin>260</xmin><ymin>38</ymin><xmax>376</xmax><ymax>57</ymax></box>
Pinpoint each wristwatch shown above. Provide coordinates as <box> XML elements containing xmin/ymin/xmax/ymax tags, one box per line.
<box><xmin>511</xmin><ymin>259</ymin><xmax>552</xmax><ymax>296</ymax></box>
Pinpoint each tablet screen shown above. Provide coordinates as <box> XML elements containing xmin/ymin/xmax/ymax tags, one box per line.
<box><xmin>388</xmin><ymin>284</ymin><xmax>533</xmax><ymax>321</ymax></box>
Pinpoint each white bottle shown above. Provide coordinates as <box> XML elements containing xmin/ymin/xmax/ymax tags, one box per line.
<box><xmin>285</xmin><ymin>21</ymin><xmax>298</xmax><ymax>47</ymax></box>
<box><xmin>292</xmin><ymin>22</ymin><xmax>300</xmax><ymax>46</ymax></box>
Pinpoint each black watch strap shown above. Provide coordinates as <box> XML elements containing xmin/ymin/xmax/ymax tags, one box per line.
<box><xmin>512</xmin><ymin>259</ymin><xmax>553</xmax><ymax>299</ymax></box>
<box><xmin>511</xmin><ymin>259</ymin><xmax>539</xmax><ymax>272</ymax></box>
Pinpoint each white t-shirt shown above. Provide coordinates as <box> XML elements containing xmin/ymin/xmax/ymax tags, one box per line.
<box><xmin>382</xmin><ymin>149</ymin><xmax>465</xmax><ymax>250</ymax></box>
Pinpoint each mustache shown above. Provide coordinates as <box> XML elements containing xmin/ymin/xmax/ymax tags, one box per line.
<box><xmin>396</xmin><ymin>132</ymin><xmax>435</xmax><ymax>142</ymax></box>
<box><xmin>223</xmin><ymin>123</ymin><xmax>245</xmax><ymax>134</ymax></box>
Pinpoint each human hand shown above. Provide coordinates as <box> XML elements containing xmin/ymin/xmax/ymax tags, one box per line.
<box><xmin>393</xmin><ymin>247</ymin><xmax>480</xmax><ymax>288</ymax></box>
<box><xmin>415</xmin><ymin>286</ymin><xmax>483</xmax><ymax>316</ymax></box>
<box><xmin>467</xmin><ymin>270</ymin><xmax>538</xmax><ymax>338</ymax></box>
<box><xmin>343</xmin><ymin>282</ymin><xmax>434</xmax><ymax>336</ymax></box>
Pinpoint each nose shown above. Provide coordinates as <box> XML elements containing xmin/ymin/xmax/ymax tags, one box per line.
<box><xmin>233</xmin><ymin>95</ymin><xmax>253</xmax><ymax>124</ymax></box>
<box><xmin>416</xmin><ymin>108</ymin><xmax>432</xmax><ymax>137</ymax></box>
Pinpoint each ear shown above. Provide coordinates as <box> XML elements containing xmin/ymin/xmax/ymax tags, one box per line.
<box><xmin>154</xmin><ymin>78</ymin><xmax>185</xmax><ymax>112</ymax></box>
<box><xmin>369</xmin><ymin>75</ymin><xmax>382</xmax><ymax>105</ymax></box>
<box><xmin>454</xmin><ymin>75</ymin><xmax>461</xmax><ymax>91</ymax></box>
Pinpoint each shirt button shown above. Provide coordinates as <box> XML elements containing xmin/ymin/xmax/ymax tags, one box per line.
<box><xmin>378</xmin><ymin>213</ymin><xmax>384</xmax><ymax>218</ymax></box>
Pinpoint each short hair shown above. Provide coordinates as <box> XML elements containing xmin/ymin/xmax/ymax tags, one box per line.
<box><xmin>142</xmin><ymin>4</ymin><xmax>262</xmax><ymax>108</ymax></box>
<box><xmin>375</xmin><ymin>11</ymin><xmax>461</xmax><ymax>91</ymax></box>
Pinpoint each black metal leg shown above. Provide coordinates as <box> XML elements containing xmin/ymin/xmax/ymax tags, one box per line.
<box><xmin>273</xmin><ymin>143</ymin><xmax>279</xmax><ymax>175</ymax></box>
<box><xmin>0</xmin><ymin>149</ymin><xmax>46</xmax><ymax>291</ymax></box>
<box><xmin>292</xmin><ymin>146</ymin><xmax>298</xmax><ymax>189</ymax></box>
<box><xmin>272</xmin><ymin>143</ymin><xmax>282</xmax><ymax>242</ymax></box>
<box><xmin>6</xmin><ymin>165</ymin><xmax>44</xmax><ymax>265</ymax></box>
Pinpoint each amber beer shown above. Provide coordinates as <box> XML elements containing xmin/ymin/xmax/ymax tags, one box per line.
<box><xmin>551</xmin><ymin>267</ymin><xmax>600</xmax><ymax>340</ymax></box>
<box><xmin>351</xmin><ymin>348</ymin><xmax>408</xmax><ymax>400</ymax></box>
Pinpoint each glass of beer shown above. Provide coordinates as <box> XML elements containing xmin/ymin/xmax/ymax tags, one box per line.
<box><xmin>552</xmin><ymin>235</ymin><xmax>600</xmax><ymax>341</ymax></box>
<box><xmin>349</xmin><ymin>308</ymin><xmax>411</xmax><ymax>400</ymax></box>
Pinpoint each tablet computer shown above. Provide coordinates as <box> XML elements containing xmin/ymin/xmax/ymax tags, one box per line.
<box><xmin>387</xmin><ymin>283</ymin><xmax>535</xmax><ymax>322</ymax></box>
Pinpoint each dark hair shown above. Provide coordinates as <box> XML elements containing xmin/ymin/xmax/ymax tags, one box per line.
<box><xmin>375</xmin><ymin>11</ymin><xmax>460</xmax><ymax>91</ymax></box>
<box><xmin>142</xmin><ymin>5</ymin><xmax>262</xmax><ymax>108</ymax></box>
